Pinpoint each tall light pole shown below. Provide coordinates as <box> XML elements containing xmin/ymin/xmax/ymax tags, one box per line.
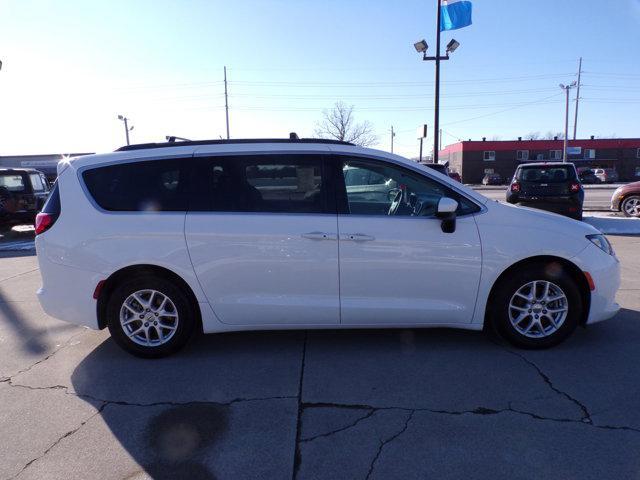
<box><xmin>117</xmin><ymin>115</ymin><xmax>134</xmax><ymax>146</ymax></box>
<box><xmin>559</xmin><ymin>82</ymin><xmax>577</xmax><ymax>163</ymax></box>
<box><xmin>224</xmin><ymin>66</ymin><xmax>230</xmax><ymax>139</ymax></box>
<box><xmin>414</xmin><ymin>3</ymin><xmax>460</xmax><ymax>164</ymax></box>
<box><xmin>573</xmin><ymin>57</ymin><xmax>582</xmax><ymax>140</ymax></box>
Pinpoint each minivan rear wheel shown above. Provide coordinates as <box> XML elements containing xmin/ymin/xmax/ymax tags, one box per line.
<box><xmin>106</xmin><ymin>275</ymin><xmax>195</xmax><ymax>358</ymax></box>
<box><xmin>490</xmin><ymin>263</ymin><xmax>582</xmax><ymax>349</ymax></box>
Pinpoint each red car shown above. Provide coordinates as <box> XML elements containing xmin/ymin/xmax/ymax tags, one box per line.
<box><xmin>611</xmin><ymin>181</ymin><xmax>640</xmax><ymax>217</ymax></box>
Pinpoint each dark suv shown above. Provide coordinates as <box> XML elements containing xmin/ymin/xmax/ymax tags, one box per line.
<box><xmin>506</xmin><ymin>162</ymin><xmax>584</xmax><ymax>220</ymax></box>
<box><xmin>0</xmin><ymin>168</ymin><xmax>50</xmax><ymax>232</ymax></box>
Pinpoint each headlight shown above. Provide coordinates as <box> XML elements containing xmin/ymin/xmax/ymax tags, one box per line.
<box><xmin>587</xmin><ymin>234</ymin><xmax>615</xmax><ymax>256</ymax></box>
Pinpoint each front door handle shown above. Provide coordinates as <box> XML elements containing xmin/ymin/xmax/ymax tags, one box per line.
<box><xmin>302</xmin><ymin>232</ymin><xmax>336</xmax><ymax>241</ymax></box>
<box><xmin>343</xmin><ymin>233</ymin><xmax>375</xmax><ymax>242</ymax></box>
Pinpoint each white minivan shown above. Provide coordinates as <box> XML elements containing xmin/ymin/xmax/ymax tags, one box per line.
<box><xmin>35</xmin><ymin>138</ymin><xmax>620</xmax><ymax>357</ymax></box>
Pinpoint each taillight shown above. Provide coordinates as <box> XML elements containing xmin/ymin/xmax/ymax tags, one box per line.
<box><xmin>511</xmin><ymin>182</ymin><xmax>521</xmax><ymax>193</ymax></box>
<box><xmin>570</xmin><ymin>183</ymin><xmax>581</xmax><ymax>192</ymax></box>
<box><xmin>35</xmin><ymin>213</ymin><xmax>54</xmax><ymax>235</ymax></box>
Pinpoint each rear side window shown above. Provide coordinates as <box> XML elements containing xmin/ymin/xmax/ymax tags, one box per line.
<box><xmin>0</xmin><ymin>174</ymin><xmax>26</xmax><ymax>192</ymax></box>
<box><xmin>82</xmin><ymin>159</ymin><xmax>187</xmax><ymax>211</ymax></box>
<box><xmin>194</xmin><ymin>154</ymin><xmax>330</xmax><ymax>214</ymax></box>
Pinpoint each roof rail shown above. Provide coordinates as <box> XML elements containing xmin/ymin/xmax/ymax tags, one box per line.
<box><xmin>115</xmin><ymin>137</ymin><xmax>355</xmax><ymax>152</ymax></box>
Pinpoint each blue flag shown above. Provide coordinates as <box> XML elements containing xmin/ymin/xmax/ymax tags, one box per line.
<box><xmin>440</xmin><ymin>0</ymin><xmax>473</xmax><ymax>31</ymax></box>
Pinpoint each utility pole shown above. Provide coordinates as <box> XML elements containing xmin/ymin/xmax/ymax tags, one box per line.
<box><xmin>573</xmin><ymin>57</ymin><xmax>582</xmax><ymax>140</ymax></box>
<box><xmin>439</xmin><ymin>128</ymin><xmax>443</xmax><ymax>152</ymax></box>
<box><xmin>390</xmin><ymin>126</ymin><xmax>395</xmax><ymax>153</ymax></box>
<box><xmin>224</xmin><ymin>66</ymin><xmax>230</xmax><ymax>139</ymax></box>
<box><xmin>117</xmin><ymin>115</ymin><xmax>134</xmax><ymax>146</ymax></box>
<box><xmin>419</xmin><ymin>138</ymin><xmax>423</xmax><ymax>162</ymax></box>
<box><xmin>559</xmin><ymin>82</ymin><xmax>577</xmax><ymax>163</ymax></box>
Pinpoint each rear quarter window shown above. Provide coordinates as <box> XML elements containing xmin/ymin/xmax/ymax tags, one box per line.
<box><xmin>82</xmin><ymin>159</ymin><xmax>188</xmax><ymax>211</ymax></box>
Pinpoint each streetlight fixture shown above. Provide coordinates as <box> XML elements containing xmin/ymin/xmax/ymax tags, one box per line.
<box><xmin>414</xmin><ymin>40</ymin><xmax>429</xmax><ymax>53</ymax></box>
<box><xmin>117</xmin><ymin>115</ymin><xmax>134</xmax><ymax>146</ymax></box>
<box><xmin>415</xmin><ymin>7</ymin><xmax>461</xmax><ymax>164</ymax></box>
<box><xmin>559</xmin><ymin>82</ymin><xmax>577</xmax><ymax>163</ymax></box>
<box><xmin>446</xmin><ymin>39</ymin><xmax>460</xmax><ymax>54</ymax></box>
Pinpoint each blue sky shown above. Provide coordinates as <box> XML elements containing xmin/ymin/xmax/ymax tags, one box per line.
<box><xmin>0</xmin><ymin>0</ymin><xmax>639</xmax><ymax>158</ymax></box>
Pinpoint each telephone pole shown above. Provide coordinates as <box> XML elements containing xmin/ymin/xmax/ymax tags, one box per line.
<box><xmin>224</xmin><ymin>66</ymin><xmax>230</xmax><ymax>139</ymax></box>
<box><xmin>117</xmin><ymin>115</ymin><xmax>133</xmax><ymax>146</ymax></box>
<box><xmin>573</xmin><ymin>57</ymin><xmax>582</xmax><ymax>140</ymax></box>
<box><xmin>390</xmin><ymin>126</ymin><xmax>396</xmax><ymax>153</ymax></box>
<box><xmin>560</xmin><ymin>82</ymin><xmax>577</xmax><ymax>162</ymax></box>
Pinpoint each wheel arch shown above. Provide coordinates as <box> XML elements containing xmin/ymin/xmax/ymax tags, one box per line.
<box><xmin>485</xmin><ymin>255</ymin><xmax>591</xmax><ymax>327</ymax></box>
<box><xmin>97</xmin><ymin>264</ymin><xmax>202</xmax><ymax>331</ymax></box>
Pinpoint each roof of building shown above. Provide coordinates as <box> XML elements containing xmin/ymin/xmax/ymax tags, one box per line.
<box><xmin>440</xmin><ymin>138</ymin><xmax>640</xmax><ymax>155</ymax></box>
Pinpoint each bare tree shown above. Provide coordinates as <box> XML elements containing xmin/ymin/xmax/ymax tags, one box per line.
<box><xmin>543</xmin><ymin>131</ymin><xmax>565</xmax><ymax>140</ymax></box>
<box><xmin>314</xmin><ymin>101</ymin><xmax>377</xmax><ymax>146</ymax></box>
<box><xmin>525</xmin><ymin>131</ymin><xmax>540</xmax><ymax>140</ymax></box>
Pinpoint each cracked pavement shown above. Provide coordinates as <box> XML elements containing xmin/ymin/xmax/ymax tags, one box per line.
<box><xmin>1</xmin><ymin>236</ymin><xmax>640</xmax><ymax>479</ymax></box>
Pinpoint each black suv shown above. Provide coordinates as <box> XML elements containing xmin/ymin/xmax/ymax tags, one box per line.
<box><xmin>0</xmin><ymin>168</ymin><xmax>51</xmax><ymax>232</ymax></box>
<box><xmin>506</xmin><ymin>162</ymin><xmax>584</xmax><ymax>220</ymax></box>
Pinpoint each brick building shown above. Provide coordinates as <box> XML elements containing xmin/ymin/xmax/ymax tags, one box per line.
<box><xmin>439</xmin><ymin>138</ymin><xmax>640</xmax><ymax>184</ymax></box>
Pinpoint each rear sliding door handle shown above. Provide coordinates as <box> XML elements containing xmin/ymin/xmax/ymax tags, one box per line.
<box><xmin>302</xmin><ymin>232</ymin><xmax>337</xmax><ymax>241</ymax></box>
<box><xmin>343</xmin><ymin>233</ymin><xmax>375</xmax><ymax>242</ymax></box>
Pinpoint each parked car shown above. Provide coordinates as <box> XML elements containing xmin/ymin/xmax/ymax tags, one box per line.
<box><xmin>593</xmin><ymin>168</ymin><xmax>619</xmax><ymax>184</ymax></box>
<box><xmin>611</xmin><ymin>181</ymin><xmax>640</xmax><ymax>217</ymax></box>
<box><xmin>35</xmin><ymin>138</ymin><xmax>619</xmax><ymax>357</ymax></box>
<box><xmin>421</xmin><ymin>162</ymin><xmax>448</xmax><ymax>175</ymax></box>
<box><xmin>482</xmin><ymin>173</ymin><xmax>503</xmax><ymax>185</ymax></box>
<box><xmin>578</xmin><ymin>168</ymin><xmax>599</xmax><ymax>184</ymax></box>
<box><xmin>506</xmin><ymin>162</ymin><xmax>584</xmax><ymax>220</ymax></box>
<box><xmin>0</xmin><ymin>168</ymin><xmax>50</xmax><ymax>233</ymax></box>
<box><xmin>448</xmin><ymin>171</ymin><xmax>462</xmax><ymax>183</ymax></box>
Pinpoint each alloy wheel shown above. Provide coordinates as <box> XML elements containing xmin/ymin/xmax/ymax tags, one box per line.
<box><xmin>508</xmin><ymin>280</ymin><xmax>568</xmax><ymax>338</ymax></box>
<box><xmin>119</xmin><ymin>289</ymin><xmax>179</xmax><ymax>347</ymax></box>
<box><xmin>623</xmin><ymin>198</ymin><xmax>640</xmax><ymax>217</ymax></box>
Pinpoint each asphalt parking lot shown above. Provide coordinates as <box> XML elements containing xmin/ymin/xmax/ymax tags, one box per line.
<box><xmin>0</xmin><ymin>236</ymin><xmax>639</xmax><ymax>480</ymax></box>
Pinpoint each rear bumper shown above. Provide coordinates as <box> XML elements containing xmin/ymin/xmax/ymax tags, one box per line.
<box><xmin>512</xmin><ymin>200</ymin><xmax>583</xmax><ymax>219</ymax></box>
<box><xmin>36</xmin><ymin>239</ymin><xmax>102</xmax><ymax>329</ymax></box>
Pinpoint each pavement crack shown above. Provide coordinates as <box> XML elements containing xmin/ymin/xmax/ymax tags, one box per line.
<box><xmin>365</xmin><ymin>410</ymin><xmax>414</xmax><ymax>480</ymax></box>
<box><xmin>2</xmin><ymin>329</ymin><xmax>89</xmax><ymax>384</ymax></box>
<box><xmin>499</xmin><ymin>344</ymin><xmax>593</xmax><ymax>423</ymax></box>
<box><xmin>300</xmin><ymin>408</ymin><xmax>376</xmax><ymax>442</ymax></box>
<box><xmin>8</xmin><ymin>402</ymin><xmax>108</xmax><ymax>480</ymax></box>
<box><xmin>292</xmin><ymin>332</ymin><xmax>308</xmax><ymax>480</ymax></box>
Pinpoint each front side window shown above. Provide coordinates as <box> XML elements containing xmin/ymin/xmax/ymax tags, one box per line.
<box><xmin>483</xmin><ymin>151</ymin><xmax>496</xmax><ymax>161</ymax></box>
<box><xmin>196</xmin><ymin>154</ymin><xmax>328</xmax><ymax>214</ymax></box>
<box><xmin>340</xmin><ymin>158</ymin><xmax>479</xmax><ymax>217</ymax></box>
<box><xmin>82</xmin><ymin>159</ymin><xmax>187</xmax><ymax>211</ymax></box>
<box><xmin>29</xmin><ymin>173</ymin><xmax>45</xmax><ymax>192</ymax></box>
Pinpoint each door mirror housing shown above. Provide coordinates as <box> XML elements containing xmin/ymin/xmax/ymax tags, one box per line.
<box><xmin>436</xmin><ymin>197</ymin><xmax>458</xmax><ymax>233</ymax></box>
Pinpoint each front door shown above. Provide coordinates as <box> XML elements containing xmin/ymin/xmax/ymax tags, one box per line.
<box><xmin>185</xmin><ymin>153</ymin><xmax>339</xmax><ymax>326</ymax></box>
<box><xmin>336</xmin><ymin>156</ymin><xmax>483</xmax><ymax>325</ymax></box>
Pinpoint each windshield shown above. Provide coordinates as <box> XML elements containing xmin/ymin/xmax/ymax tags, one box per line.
<box><xmin>516</xmin><ymin>166</ymin><xmax>576</xmax><ymax>183</ymax></box>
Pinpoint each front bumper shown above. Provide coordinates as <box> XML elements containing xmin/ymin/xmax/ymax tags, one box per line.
<box><xmin>571</xmin><ymin>242</ymin><xmax>621</xmax><ymax>325</ymax></box>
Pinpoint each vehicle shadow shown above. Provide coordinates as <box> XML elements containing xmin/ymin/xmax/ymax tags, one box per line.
<box><xmin>69</xmin><ymin>331</ymin><xmax>304</xmax><ymax>479</ymax></box>
<box><xmin>68</xmin><ymin>309</ymin><xmax>640</xmax><ymax>478</ymax></box>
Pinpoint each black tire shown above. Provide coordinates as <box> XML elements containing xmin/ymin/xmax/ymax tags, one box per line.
<box><xmin>621</xmin><ymin>195</ymin><xmax>640</xmax><ymax>218</ymax></box>
<box><xmin>489</xmin><ymin>262</ymin><xmax>582</xmax><ymax>349</ymax></box>
<box><xmin>106</xmin><ymin>275</ymin><xmax>196</xmax><ymax>358</ymax></box>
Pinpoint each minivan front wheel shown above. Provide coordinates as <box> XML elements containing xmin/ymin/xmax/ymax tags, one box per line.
<box><xmin>106</xmin><ymin>276</ymin><xmax>195</xmax><ymax>357</ymax></box>
<box><xmin>490</xmin><ymin>264</ymin><xmax>582</xmax><ymax>349</ymax></box>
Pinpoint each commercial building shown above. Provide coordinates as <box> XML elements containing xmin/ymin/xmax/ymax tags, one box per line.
<box><xmin>0</xmin><ymin>153</ymin><xmax>93</xmax><ymax>182</ymax></box>
<box><xmin>439</xmin><ymin>138</ymin><xmax>640</xmax><ymax>183</ymax></box>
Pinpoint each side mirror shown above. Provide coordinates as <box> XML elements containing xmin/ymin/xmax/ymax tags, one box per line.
<box><xmin>436</xmin><ymin>197</ymin><xmax>458</xmax><ymax>233</ymax></box>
